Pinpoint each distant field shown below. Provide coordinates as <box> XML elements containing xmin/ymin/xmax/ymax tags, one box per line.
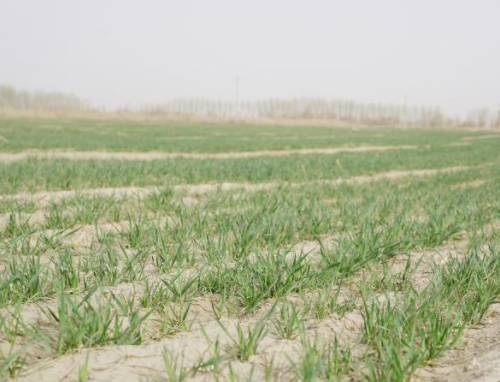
<box><xmin>0</xmin><ymin>118</ymin><xmax>494</xmax><ymax>152</ymax></box>
<box><xmin>1</xmin><ymin>118</ymin><xmax>500</xmax><ymax>382</ymax></box>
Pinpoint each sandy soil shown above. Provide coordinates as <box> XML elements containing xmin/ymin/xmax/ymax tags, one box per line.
<box><xmin>415</xmin><ymin>304</ymin><xmax>500</xmax><ymax>382</ymax></box>
<box><xmin>461</xmin><ymin>134</ymin><xmax>500</xmax><ymax>141</ymax></box>
<box><xmin>0</xmin><ymin>210</ymin><xmax>46</xmax><ymax>231</ymax></box>
<box><xmin>0</xmin><ymin>145</ymin><xmax>417</xmax><ymax>162</ymax></box>
<box><xmin>451</xmin><ymin>179</ymin><xmax>487</xmax><ymax>189</ymax></box>
<box><xmin>445</xmin><ymin>142</ymin><xmax>471</xmax><ymax>147</ymax></box>
<box><xmin>2</xmin><ymin>162</ymin><xmax>499</xmax><ymax>381</ymax></box>
<box><xmin>0</xmin><ymin>164</ymin><xmax>477</xmax><ymax>204</ymax></box>
<box><xmin>13</xmin><ymin>312</ymin><xmax>361</xmax><ymax>382</ymax></box>
<box><xmin>8</xmin><ymin>235</ymin><xmax>497</xmax><ymax>382</ymax></box>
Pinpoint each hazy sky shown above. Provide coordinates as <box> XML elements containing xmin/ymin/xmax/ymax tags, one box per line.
<box><xmin>1</xmin><ymin>0</ymin><xmax>499</xmax><ymax>114</ymax></box>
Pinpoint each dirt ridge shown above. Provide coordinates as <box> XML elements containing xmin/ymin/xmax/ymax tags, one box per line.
<box><xmin>0</xmin><ymin>164</ymin><xmax>477</xmax><ymax>203</ymax></box>
<box><xmin>0</xmin><ymin>145</ymin><xmax>416</xmax><ymax>162</ymax></box>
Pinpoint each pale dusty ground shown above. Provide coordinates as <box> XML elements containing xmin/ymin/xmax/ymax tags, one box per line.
<box><xmin>7</xmin><ymin>233</ymin><xmax>499</xmax><ymax>382</ymax></box>
<box><xmin>0</xmin><ymin>145</ymin><xmax>417</xmax><ymax>162</ymax></box>
<box><xmin>446</xmin><ymin>141</ymin><xmax>471</xmax><ymax>147</ymax></box>
<box><xmin>415</xmin><ymin>304</ymin><xmax>500</xmax><ymax>382</ymax></box>
<box><xmin>1</xmin><ymin>182</ymin><xmax>498</xmax><ymax>382</ymax></box>
<box><xmin>462</xmin><ymin>134</ymin><xmax>500</xmax><ymax>141</ymax></box>
<box><xmin>1</xmin><ymin>231</ymin><xmax>364</xmax><ymax>382</ymax></box>
<box><xmin>451</xmin><ymin>179</ymin><xmax>486</xmax><ymax>189</ymax></box>
<box><xmin>12</xmin><ymin>312</ymin><xmax>361</xmax><ymax>382</ymax></box>
<box><xmin>2</xmin><ymin>162</ymin><xmax>500</xmax><ymax>381</ymax></box>
<box><xmin>0</xmin><ymin>164</ymin><xmax>478</xmax><ymax>204</ymax></box>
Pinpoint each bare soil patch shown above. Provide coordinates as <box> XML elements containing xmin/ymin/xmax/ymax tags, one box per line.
<box><xmin>415</xmin><ymin>304</ymin><xmax>500</xmax><ymax>382</ymax></box>
<box><xmin>7</xmin><ymin>236</ymin><xmax>480</xmax><ymax>382</ymax></box>
<box><xmin>0</xmin><ymin>145</ymin><xmax>416</xmax><ymax>162</ymax></box>
<box><xmin>445</xmin><ymin>142</ymin><xmax>471</xmax><ymax>147</ymax></box>
<box><xmin>1</xmin><ymin>164</ymin><xmax>477</xmax><ymax>203</ymax></box>
<box><xmin>462</xmin><ymin>134</ymin><xmax>500</xmax><ymax>142</ymax></box>
<box><xmin>451</xmin><ymin>179</ymin><xmax>487</xmax><ymax>189</ymax></box>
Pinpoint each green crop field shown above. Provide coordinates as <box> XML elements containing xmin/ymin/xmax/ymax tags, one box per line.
<box><xmin>1</xmin><ymin>118</ymin><xmax>500</xmax><ymax>382</ymax></box>
<box><xmin>0</xmin><ymin>118</ymin><xmax>490</xmax><ymax>152</ymax></box>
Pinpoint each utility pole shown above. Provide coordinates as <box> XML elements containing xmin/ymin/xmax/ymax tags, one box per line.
<box><xmin>234</xmin><ymin>76</ymin><xmax>239</xmax><ymax>119</ymax></box>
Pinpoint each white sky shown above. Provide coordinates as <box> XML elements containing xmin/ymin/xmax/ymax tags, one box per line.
<box><xmin>1</xmin><ymin>0</ymin><xmax>499</xmax><ymax>114</ymax></box>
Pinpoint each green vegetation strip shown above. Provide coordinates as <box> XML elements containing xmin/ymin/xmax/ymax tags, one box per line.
<box><xmin>1</xmin><ymin>142</ymin><xmax>499</xmax><ymax>194</ymax></box>
<box><xmin>1</xmin><ymin>123</ymin><xmax>500</xmax><ymax>381</ymax></box>
<box><xmin>0</xmin><ymin>118</ymin><xmax>483</xmax><ymax>152</ymax></box>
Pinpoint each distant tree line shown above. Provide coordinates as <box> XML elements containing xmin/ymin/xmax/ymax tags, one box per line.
<box><xmin>0</xmin><ymin>85</ymin><xmax>91</xmax><ymax>111</ymax></box>
<box><xmin>464</xmin><ymin>108</ymin><xmax>500</xmax><ymax>129</ymax></box>
<box><xmin>144</xmin><ymin>98</ymin><xmax>500</xmax><ymax>129</ymax></box>
<box><xmin>1</xmin><ymin>85</ymin><xmax>498</xmax><ymax>128</ymax></box>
